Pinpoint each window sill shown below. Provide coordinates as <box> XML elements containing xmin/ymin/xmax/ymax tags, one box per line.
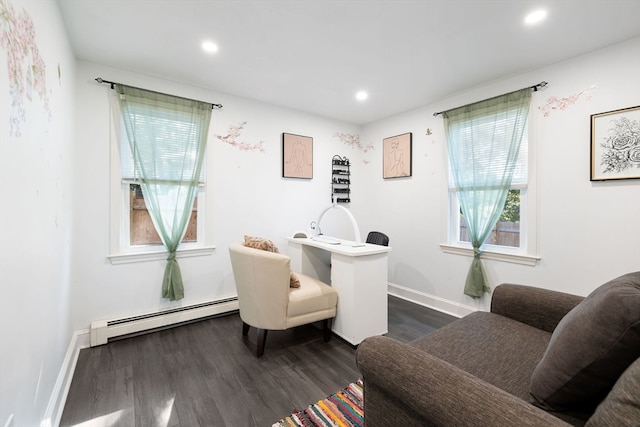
<box><xmin>439</xmin><ymin>244</ymin><xmax>540</xmax><ymax>266</ymax></box>
<box><xmin>108</xmin><ymin>245</ymin><xmax>216</xmax><ymax>265</ymax></box>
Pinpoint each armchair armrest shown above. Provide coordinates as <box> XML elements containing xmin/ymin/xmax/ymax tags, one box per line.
<box><xmin>356</xmin><ymin>336</ymin><xmax>571</xmax><ymax>427</ymax></box>
<box><xmin>490</xmin><ymin>284</ymin><xmax>584</xmax><ymax>333</ymax></box>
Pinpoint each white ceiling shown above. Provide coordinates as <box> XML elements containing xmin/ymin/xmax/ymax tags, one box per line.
<box><xmin>57</xmin><ymin>0</ymin><xmax>640</xmax><ymax>125</ymax></box>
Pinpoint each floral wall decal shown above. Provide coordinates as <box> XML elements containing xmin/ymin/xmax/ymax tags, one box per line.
<box><xmin>539</xmin><ymin>84</ymin><xmax>597</xmax><ymax>117</ymax></box>
<box><xmin>334</xmin><ymin>132</ymin><xmax>374</xmax><ymax>164</ymax></box>
<box><xmin>214</xmin><ymin>121</ymin><xmax>265</xmax><ymax>152</ymax></box>
<box><xmin>334</xmin><ymin>132</ymin><xmax>373</xmax><ymax>153</ymax></box>
<box><xmin>1</xmin><ymin>0</ymin><xmax>52</xmax><ymax>137</ymax></box>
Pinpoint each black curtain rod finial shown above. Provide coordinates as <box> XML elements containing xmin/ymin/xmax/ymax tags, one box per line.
<box><xmin>95</xmin><ymin>77</ymin><xmax>115</xmax><ymax>89</ymax></box>
<box><xmin>532</xmin><ymin>81</ymin><xmax>548</xmax><ymax>92</ymax></box>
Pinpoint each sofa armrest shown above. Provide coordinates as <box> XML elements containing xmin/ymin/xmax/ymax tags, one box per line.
<box><xmin>356</xmin><ymin>336</ymin><xmax>571</xmax><ymax>427</ymax></box>
<box><xmin>491</xmin><ymin>284</ymin><xmax>584</xmax><ymax>333</ymax></box>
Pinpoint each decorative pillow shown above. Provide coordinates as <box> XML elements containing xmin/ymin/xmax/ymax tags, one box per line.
<box><xmin>243</xmin><ymin>235</ymin><xmax>279</xmax><ymax>253</ymax></box>
<box><xmin>585</xmin><ymin>357</ymin><xmax>640</xmax><ymax>427</ymax></box>
<box><xmin>290</xmin><ymin>272</ymin><xmax>301</xmax><ymax>288</ymax></box>
<box><xmin>242</xmin><ymin>235</ymin><xmax>300</xmax><ymax>288</ymax></box>
<box><xmin>530</xmin><ymin>272</ymin><xmax>640</xmax><ymax>413</ymax></box>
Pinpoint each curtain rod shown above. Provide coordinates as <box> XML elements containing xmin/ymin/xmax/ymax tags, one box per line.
<box><xmin>432</xmin><ymin>81</ymin><xmax>547</xmax><ymax>117</ymax></box>
<box><xmin>95</xmin><ymin>77</ymin><xmax>223</xmax><ymax>110</ymax></box>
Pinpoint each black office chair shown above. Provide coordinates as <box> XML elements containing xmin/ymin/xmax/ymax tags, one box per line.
<box><xmin>366</xmin><ymin>231</ymin><xmax>389</xmax><ymax>246</ymax></box>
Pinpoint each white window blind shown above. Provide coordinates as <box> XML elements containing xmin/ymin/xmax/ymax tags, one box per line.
<box><xmin>119</xmin><ymin>103</ymin><xmax>206</xmax><ymax>183</ymax></box>
<box><xmin>447</xmin><ymin>108</ymin><xmax>528</xmax><ymax>190</ymax></box>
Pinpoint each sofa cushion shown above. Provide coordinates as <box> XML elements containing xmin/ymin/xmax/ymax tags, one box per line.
<box><xmin>585</xmin><ymin>357</ymin><xmax>640</xmax><ymax>427</ymax></box>
<box><xmin>530</xmin><ymin>272</ymin><xmax>640</xmax><ymax>413</ymax></box>
<box><xmin>410</xmin><ymin>312</ymin><xmax>553</xmax><ymax>402</ymax></box>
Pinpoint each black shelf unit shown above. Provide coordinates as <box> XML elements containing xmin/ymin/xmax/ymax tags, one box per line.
<box><xmin>331</xmin><ymin>155</ymin><xmax>351</xmax><ymax>203</ymax></box>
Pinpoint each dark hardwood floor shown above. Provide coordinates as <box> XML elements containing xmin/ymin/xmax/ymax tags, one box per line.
<box><xmin>60</xmin><ymin>296</ymin><xmax>456</xmax><ymax>426</ymax></box>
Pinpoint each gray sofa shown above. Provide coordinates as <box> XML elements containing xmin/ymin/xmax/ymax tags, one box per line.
<box><xmin>356</xmin><ymin>272</ymin><xmax>640</xmax><ymax>426</ymax></box>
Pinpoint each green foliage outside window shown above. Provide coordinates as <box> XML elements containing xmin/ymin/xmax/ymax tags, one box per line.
<box><xmin>499</xmin><ymin>190</ymin><xmax>520</xmax><ymax>222</ymax></box>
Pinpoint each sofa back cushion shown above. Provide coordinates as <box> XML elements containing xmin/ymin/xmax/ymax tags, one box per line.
<box><xmin>529</xmin><ymin>272</ymin><xmax>640</xmax><ymax>413</ymax></box>
<box><xmin>585</xmin><ymin>357</ymin><xmax>640</xmax><ymax>427</ymax></box>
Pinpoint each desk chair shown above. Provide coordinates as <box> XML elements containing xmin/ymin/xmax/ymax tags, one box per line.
<box><xmin>366</xmin><ymin>231</ymin><xmax>390</xmax><ymax>246</ymax></box>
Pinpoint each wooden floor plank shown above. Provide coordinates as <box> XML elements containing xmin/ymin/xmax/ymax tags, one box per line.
<box><xmin>60</xmin><ymin>295</ymin><xmax>456</xmax><ymax>426</ymax></box>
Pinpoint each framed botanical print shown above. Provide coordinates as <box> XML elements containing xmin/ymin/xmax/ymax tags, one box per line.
<box><xmin>590</xmin><ymin>106</ymin><xmax>640</xmax><ymax>181</ymax></box>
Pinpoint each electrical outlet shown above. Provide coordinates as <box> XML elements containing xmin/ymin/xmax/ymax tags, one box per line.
<box><xmin>3</xmin><ymin>414</ymin><xmax>14</xmax><ymax>427</ymax></box>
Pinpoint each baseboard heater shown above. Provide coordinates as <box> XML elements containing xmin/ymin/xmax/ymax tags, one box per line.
<box><xmin>90</xmin><ymin>297</ymin><xmax>239</xmax><ymax>346</ymax></box>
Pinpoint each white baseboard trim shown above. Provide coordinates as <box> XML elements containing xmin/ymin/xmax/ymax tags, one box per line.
<box><xmin>42</xmin><ymin>329</ymin><xmax>90</xmax><ymax>427</ymax></box>
<box><xmin>388</xmin><ymin>282</ymin><xmax>478</xmax><ymax>318</ymax></box>
<box><xmin>91</xmin><ymin>297</ymin><xmax>239</xmax><ymax>346</ymax></box>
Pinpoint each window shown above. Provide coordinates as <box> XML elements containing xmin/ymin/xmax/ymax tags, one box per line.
<box><xmin>449</xmin><ymin>122</ymin><xmax>528</xmax><ymax>252</ymax></box>
<box><xmin>442</xmin><ymin>92</ymin><xmax>539</xmax><ymax>266</ymax></box>
<box><xmin>109</xmin><ymin>92</ymin><xmax>213</xmax><ymax>264</ymax></box>
<box><xmin>120</xmin><ymin>114</ymin><xmax>204</xmax><ymax>249</ymax></box>
<box><xmin>128</xmin><ymin>183</ymin><xmax>198</xmax><ymax>246</ymax></box>
<box><xmin>458</xmin><ymin>189</ymin><xmax>522</xmax><ymax>247</ymax></box>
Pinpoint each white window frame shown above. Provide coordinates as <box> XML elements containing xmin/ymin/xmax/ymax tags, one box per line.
<box><xmin>108</xmin><ymin>99</ymin><xmax>214</xmax><ymax>264</ymax></box>
<box><xmin>440</xmin><ymin>108</ymin><xmax>540</xmax><ymax>266</ymax></box>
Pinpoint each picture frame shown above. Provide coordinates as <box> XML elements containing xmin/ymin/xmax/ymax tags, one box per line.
<box><xmin>282</xmin><ymin>132</ymin><xmax>313</xmax><ymax>179</ymax></box>
<box><xmin>383</xmin><ymin>132</ymin><xmax>412</xmax><ymax>178</ymax></box>
<box><xmin>590</xmin><ymin>105</ymin><xmax>640</xmax><ymax>181</ymax></box>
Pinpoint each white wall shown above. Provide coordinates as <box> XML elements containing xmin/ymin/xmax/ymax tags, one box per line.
<box><xmin>0</xmin><ymin>0</ymin><xmax>76</xmax><ymax>425</ymax></box>
<box><xmin>71</xmin><ymin>61</ymin><xmax>360</xmax><ymax>332</ymax></box>
<box><xmin>356</xmin><ymin>37</ymin><xmax>640</xmax><ymax>313</ymax></box>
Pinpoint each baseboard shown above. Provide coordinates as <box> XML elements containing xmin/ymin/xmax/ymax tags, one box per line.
<box><xmin>42</xmin><ymin>329</ymin><xmax>90</xmax><ymax>427</ymax></box>
<box><xmin>91</xmin><ymin>297</ymin><xmax>239</xmax><ymax>346</ymax></box>
<box><xmin>387</xmin><ymin>282</ymin><xmax>477</xmax><ymax>318</ymax></box>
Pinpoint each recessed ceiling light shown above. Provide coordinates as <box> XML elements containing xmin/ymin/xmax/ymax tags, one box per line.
<box><xmin>524</xmin><ymin>9</ymin><xmax>547</xmax><ymax>26</ymax></box>
<box><xmin>355</xmin><ymin>91</ymin><xmax>368</xmax><ymax>101</ymax></box>
<box><xmin>201</xmin><ymin>40</ymin><xmax>219</xmax><ymax>54</ymax></box>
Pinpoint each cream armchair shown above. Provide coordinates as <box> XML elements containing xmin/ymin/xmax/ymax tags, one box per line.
<box><xmin>228</xmin><ymin>243</ymin><xmax>338</xmax><ymax>357</ymax></box>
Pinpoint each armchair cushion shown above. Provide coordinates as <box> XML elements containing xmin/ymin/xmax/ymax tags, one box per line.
<box><xmin>287</xmin><ymin>275</ymin><xmax>338</xmax><ymax>318</ymax></box>
<box><xmin>530</xmin><ymin>272</ymin><xmax>640</xmax><ymax>413</ymax></box>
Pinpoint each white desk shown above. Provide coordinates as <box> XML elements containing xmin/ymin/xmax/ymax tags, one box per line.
<box><xmin>286</xmin><ymin>237</ymin><xmax>391</xmax><ymax>345</ymax></box>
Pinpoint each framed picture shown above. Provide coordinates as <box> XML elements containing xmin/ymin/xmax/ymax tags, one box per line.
<box><xmin>383</xmin><ymin>132</ymin><xmax>412</xmax><ymax>178</ymax></box>
<box><xmin>282</xmin><ymin>133</ymin><xmax>313</xmax><ymax>179</ymax></box>
<box><xmin>590</xmin><ymin>105</ymin><xmax>640</xmax><ymax>181</ymax></box>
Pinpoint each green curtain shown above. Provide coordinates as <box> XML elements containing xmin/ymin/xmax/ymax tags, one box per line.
<box><xmin>115</xmin><ymin>84</ymin><xmax>212</xmax><ymax>301</ymax></box>
<box><xmin>443</xmin><ymin>88</ymin><xmax>531</xmax><ymax>298</ymax></box>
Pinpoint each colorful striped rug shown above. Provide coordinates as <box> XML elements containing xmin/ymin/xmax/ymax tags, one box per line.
<box><xmin>272</xmin><ymin>380</ymin><xmax>363</xmax><ymax>427</ymax></box>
